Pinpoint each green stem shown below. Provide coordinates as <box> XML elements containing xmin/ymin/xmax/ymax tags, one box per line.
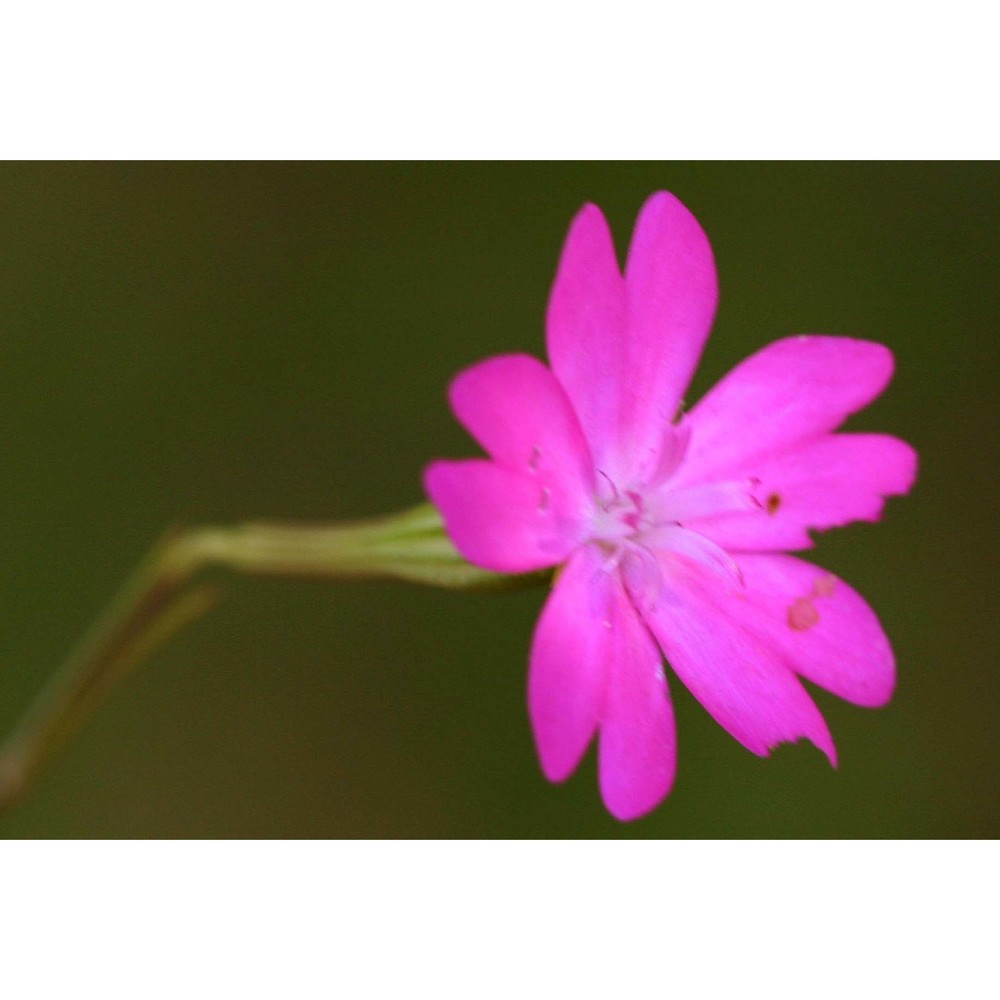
<box><xmin>0</xmin><ymin>502</ymin><xmax>550</xmax><ymax>815</ymax></box>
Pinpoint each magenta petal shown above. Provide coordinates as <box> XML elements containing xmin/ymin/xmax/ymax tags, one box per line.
<box><xmin>449</xmin><ymin>353</ymin><xmax>594</xmax><ymax>502</ymax></box>
<box><xmin>529</xmin><ymin>545</ymin><xmax>676</xmax><ymax>820</ymax></box>
<box><xmin>688</xmin><ymin>432</ymin><xmax>918</xmax><ymax>552</ymax></box>
<box><xmin>528</xmin><ymin>547</ymin><xmax>609</xmax><ymax>783</ymax></box>
<box><xmin>597</xmin><ymin>575</ymin><xmax>677</xmax><ymax>821</ymax></box>
<box><xmin>679</xmin><ymin>335</ymin><xmax>895</xmax><ymax>484</ymax></box>
<box><xmin>642</xmin><ymin>563</ymin><xmax>836</xmax><ymax>763</ymax></box>
<box><xmin>727</xmin><ymin>555</ymin><xmax>896</xmax><ymax>708</ymax></box>
<box><xmin>545</xmin><ymin>203</ymin><xmax>627</xmax><ymax>473</ymax></box>
<box><xmin>424</xmin><ymin>459</ymin><xmax>578</xmax><ymax>573</ymax></box>
<box><xmin>619</xmin><ymin>192</ymin><xmax>718</xmax><ymax>482</ymax></box>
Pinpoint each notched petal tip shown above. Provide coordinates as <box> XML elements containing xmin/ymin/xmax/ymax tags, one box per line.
<box><xmin>763</xmin><ymin>733</ymin><xmax>839</xmax><ymax>770</ymax></box>
<box><xmin>613</xmin><ymin>190</ymin><xmax>719</xmax><ymax>482</ymax></box>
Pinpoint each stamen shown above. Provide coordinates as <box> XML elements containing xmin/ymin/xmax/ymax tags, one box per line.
<box><xmin>597</xmin><ymin>470</ymin><xmax>620</xmax><ymax>504</ymax></box>
<box><xmin>623</xmin><ymin>490</ymin><xmax>644</xmax><ymax>530</ymax></box>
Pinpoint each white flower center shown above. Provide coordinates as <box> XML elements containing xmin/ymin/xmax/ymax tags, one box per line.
<box><xmin>591</xmin><ymin>482</ymin><xmax>652</xmax><ymax>550</ymax></box>
<box><xmin>585</xmin><ymin>425</ymin><xmax>763</xmax><ymax>607</ymax></box>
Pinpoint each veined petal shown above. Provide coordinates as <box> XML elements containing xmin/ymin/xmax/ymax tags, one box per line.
<box><xmin>597</xmin><ymin>574</ymin><xmax>677</xmax><ymax>821</ymax></box>
<box><xmin>643</xmin><ymin>561</ymin><xmax>837</xmax><ymax>763</ymax></box>
<box><xmin>648</xmin><ymin>421</ymin><xmax>692</xmax><ymax>486</ymax></box>
<box><xmin>528</xmin><ymin>547</ymin><xmax>609</xmax><ymax>783</ymax></box>
<box><xmin>726</xmin><ymin>555</ymin><xmax>896</xmax><ymax>708</ymax></box>
<box><xmin>678</xmin><ymin>336</ymin><xmax>896</xmax><ymax>485</ymax></box>
<box><xmin>546</xmin><ymin>203</ymin><xmax>627</xmax><ymax>473</ymax></box>
<box><xmin>424</xmin><ymin>459</ymin><xmax>580</xmax><ymax>573</ymax></box>
<box><xmin>687</xmin><ymin>433</ymin><xmax>917</xmax><ymax>552</ymax></box>
<box><xmin>655</xmin><ymin>478</ymin><xmax>762</xmax><ymax>525</ymax></box>
<box><xmin>617</xmin><ymin>192</ymin><xmax>719</xmax><ymax>483</ymax></box>
<box><xmin>640</xmin><ymin>526</ymin><xmax>743</xmax><ymax>595</ymax></box>
<box><xmin>449</xmin><ymin>353</ymin><xmax>594</xmax><ymax>501</ymax></box>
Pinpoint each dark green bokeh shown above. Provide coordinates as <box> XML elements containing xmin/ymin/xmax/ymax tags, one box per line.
<box><xmin>0</xmin><ymin>162</ymin><xmax>995</xmax><ymax>837</ymax></box>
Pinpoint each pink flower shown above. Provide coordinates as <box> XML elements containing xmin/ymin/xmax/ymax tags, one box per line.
<box><xmin>424</xmin><ymin>192</ymin><xmax>917</xmax><ymax>821</ymax></box>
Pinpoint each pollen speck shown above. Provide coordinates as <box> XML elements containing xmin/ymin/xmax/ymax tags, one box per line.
<box><xmin>788</xmin><ymin>596</ymin><xmax>819</xmax><ymax>631</ymax></box>
<box><xmin>766</xmin><ymin>493</ymin><xmax>782</xmax><ymax>515</ymax></box>
<box><xmin>812</xmin><ymin>574</ymin><xmax>837</xmax><ymax>598</ymax></box>
<box><xmin>538</xmin><ymin>487</ymin><xmax>551</xmax><ymax>512</ymax></box>
<box><xmin>529</xmin><ymin>446</ymin><xmax>542</xmax><ymax>472</ymax></box>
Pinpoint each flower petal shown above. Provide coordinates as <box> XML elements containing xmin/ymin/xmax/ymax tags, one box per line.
<box><xmin>687</xmin><ymin>433</ymin><xmax>918</xmax><ymax>552</ymax></box>
<box><xmin>725</xmin><ymin>555</ymin><xmax>896</xmax><ymax>708</ymax></box>
<box><xmin>618</xmin><ymin>192</ymin><xmax>719</xmax><ymax>482</ymax></box>
<box><xmin>424</xmin><ymin>459</ymin><xmax>579</xmax><ymax>573</ymax></box>
<box><xmin>545</xmin><ymin>203</ymin><xmax>627</xmax><ymax>473</ymax></box>
<box><xmin>642</xmin><ymin>561</ymin><xmax>837</xmax><ymax>763</ymax></box>
<box><xmin>530</xmin><ymin>546</ymin><xmax>677</xmax><ymax>820</ymax></box>
<box><xmin>639</xmin><ymin>525</ymin><xmax>743</xmax><ymax>596</ymax></box>
<box><xmin>528</xmin><ymin>547</ymin><xmax>609</xmax><ymax>783</ymax></box>
<box><xmin>597</xmin><ymin>574</ymin><xmax>677</xmax><ymax>821</ymax></box>
<box><xmin>448</xmin><ymin>353</ymin><xmax>594</xmax><ymax>503</ymax></box>
<box><xmin>678</xmin><ymin>335</ymin><xmax>895</xmax><ymax>485</ymax></box>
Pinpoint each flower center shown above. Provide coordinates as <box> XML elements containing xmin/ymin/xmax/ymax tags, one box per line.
<box><xmin>592</xmin><ymin>482</ymin><xmax>651</xmax><ymax>548</ymax></box>
<box><xmin>584</xmin><ymin>425</ymin><xmax>764</xmax><ymax>606</ymax></box>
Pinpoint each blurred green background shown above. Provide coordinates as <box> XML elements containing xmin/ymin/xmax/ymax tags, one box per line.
<box><xmin>0</xmin><ymin>162</ymin><xmax>995</xmax><ymax>838</ymax></box>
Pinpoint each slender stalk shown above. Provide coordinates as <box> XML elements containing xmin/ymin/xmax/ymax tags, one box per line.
<box><xmin>0</xmin><ymin>503</ymin><xmax>548</xmax><ymax>814</ymax></box>
<box><xmin>0</xmin><ymin>536</ymin><xmax>216</xmax><ymax>811</ymax></box>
